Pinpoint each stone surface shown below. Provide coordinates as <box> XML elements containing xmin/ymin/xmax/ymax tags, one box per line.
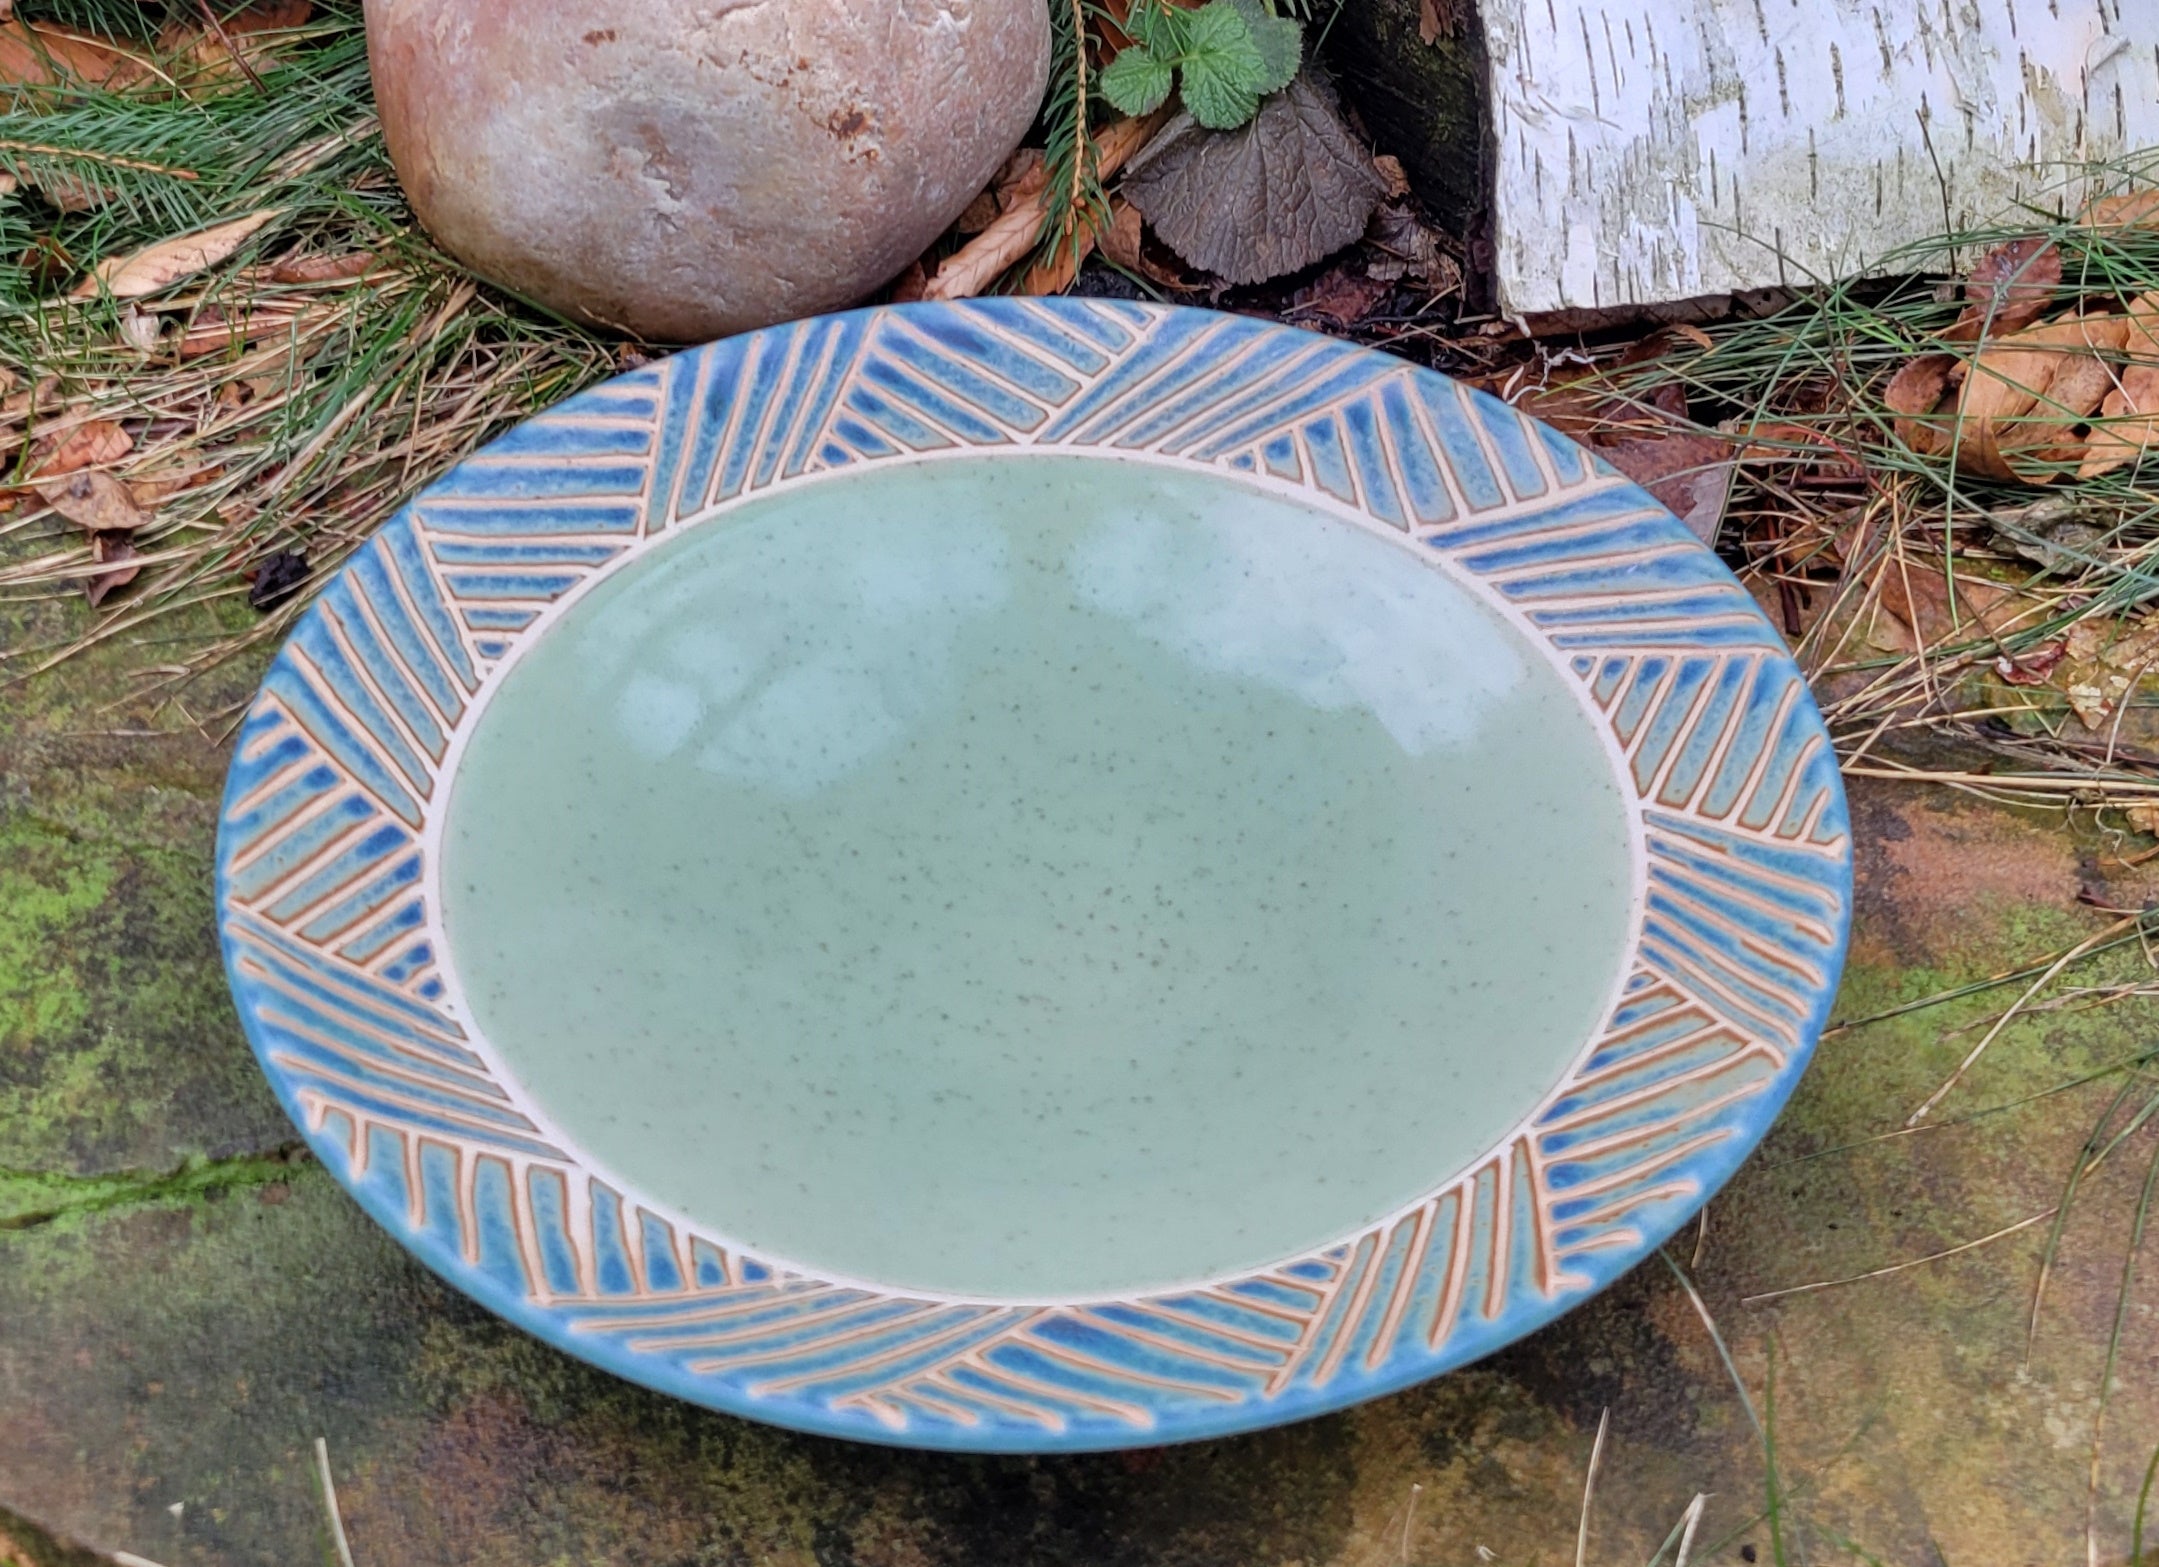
<box><xmin>5</xmin><ymin>585</ymin><xmax>2159</xmax><ymax>1564</ymax></box>
<box><xmin>365</xmin><ymin>0</ymin><xmax>1049</xmax><ymax>342</ymax></box>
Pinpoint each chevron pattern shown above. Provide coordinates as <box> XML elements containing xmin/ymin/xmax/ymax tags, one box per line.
<box><xmin>216</xmin><ymin>300</ymin><xmax>1850</xmax><ymax>1450</ymax></box>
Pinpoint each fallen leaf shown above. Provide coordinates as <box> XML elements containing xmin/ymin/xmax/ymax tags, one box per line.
<box><xmin>2127</xmin><ymin>801</ymin><xmax>2159</xmax><ymax>836</ymax></box>
<box><xmin>1122</xmin><ymin>70</ymin><xmax>1388</xmax><ymax>286</ymax></box>
<box><xmin>1371</xmin><ymin>153</ymin><xmax>1410</xmax><ymax>199</ymax></box>
<box><xmin>1288</xmin><ymin>264</ymin><xmax>1390</xmax><ymax>329</ymax></box>
<box><xmin>1364</xmin><ymin>200</ymin><xmax>1459</xmax><ymax>291</ymax></box>
<box><xmin>2077</xmin><ymin>290</ymin><xmax>2159</xmax><ymax>478</ymax></box>
<box><xmin>1596</xmin><ymin>431</ymin><xmax>1736</xmax><ymax>545</ymax></box>
<box><xmin>1738</xmin><ymin>421</ymin><xmax>1870</xmax><ymax>486</ymax></box>
<box><xmin>2081</xmin><ymin>190</ymin><xmax>2159</xmax><ymax>230</ymax></box>
<box><xmin>1876</xmin><ymin>558</ymin><xmax>2023</xmax><ymax>650</ymax></box>
<box><xmin>24</xmin><ymin>168</ymin><xmax>106</xmax><ymax>214</ymax></box>
<box><xmin>158</xmin><ymin>0</ymin><xmax>312</xmax><ymax>90</ymax></box>
<box><xmin>35</xmin><ymin>468</ymin><xmax>147</xmax><ymax>531</ymax></box>
<box><xmin>31</xmin><ymin>418</ymin><xmax>131</xmax><ymax>476</ymax></box>
<box><xmin>2058</xmin><ymin>612</ymin><xmax>2159</xmax><ymax>728</ymax></box>
<box><xmin>1946</xmin><ymin>236</ymin><xmax>2061</xmax><ymax>342</ymax></box>
<box><xmin>175</xmin><ymin>299</ymin><xmax>314</xmax><ymax>358</ymax></box>
<box><xmin>1884</xmin><ymin>352</ymin><xmax>1960</xmax><ymax>456</ymax></box>
<box><xmin>1956</xmin><ymin>311</ymin><xmax>2133</xmax><ymax>482</ymax></box>
<box><xmin>261</xmin><ymin>250</ymin><xmax>379</xmax><ymax>285</ymax></box>
<box><xmin>886</xmin><ymin>258</ymin><xmax>929</xmax><ymax>303</ymax></box>
<box><xmin>1996</xmin><ymin>642</ymin><xmax>2067</xmax><ymax>686</ymax></box>
<box><xmin>84</xmin><ymin>532</ymin><xmax>138</xmax><ymax>607</ymax></box>
<box><xmin>117</xmin><ymin>305</ymin><xmax>160</xmax><ymax>353</ymax></box>
<box><xmin>72</xmin><ymin>209</ymin><xmax>281</xmax><ymax>301</ymax></box>
<box><xmin>1096</xmin><ymin>197</ymin><xmax>1147</xmax><ymax>274</ymax></box>
<box><xmin>0</xmin><ymin>18</ymin><xmax>144</xmax><ymax>88</ymax></box>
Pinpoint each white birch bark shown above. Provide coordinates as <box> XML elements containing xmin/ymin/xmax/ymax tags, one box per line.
<box><xmin>1480</xmin><ymin>0</ymin><xmax>2159</xmax><ymax>314</ymax></box>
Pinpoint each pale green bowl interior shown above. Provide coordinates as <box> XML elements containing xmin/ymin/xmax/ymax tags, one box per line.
<box><xmin>441</xmin><ymin>455</ymin><xmax>1633</xmax><ymax>1300</ymax></box>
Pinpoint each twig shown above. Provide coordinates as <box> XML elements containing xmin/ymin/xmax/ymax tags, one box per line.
<box><xmin>1575</xmin><ymin>1407</ymin><xmax>1609</xmax><ymax>1567</ymax></box>
<box><xmin>0</xmin><ymin>139</ymin><xmax>199</xmax><ymax>179</ymax></box>
<box><xmin>197</xmin><ymin>0</ymin><xmax>268</xmax><ymax>92</ymax></box>
<box><xmin>1741</xmin><ymin>1206</ymin><xmax>2057</xmax><ymax>1303</ymax></box>
<box><xmin>315</xmin><ymin>1436</ymin><xmax>357</xmax><ymax>1567</ymax></box>
<box><xmin>925</xmin><ymin>111</ymin><xmax>1168</xmax><ymax>301</ymax></box>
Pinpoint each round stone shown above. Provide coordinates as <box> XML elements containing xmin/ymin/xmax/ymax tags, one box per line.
<box><xmin>365</xmin><ymin>0</ymin><xmax>1050</xmax><ymax>341</ymax></box>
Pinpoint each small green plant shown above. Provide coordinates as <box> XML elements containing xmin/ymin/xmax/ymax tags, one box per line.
<box><xmin>1099</xmin><ymin>0</ymin><xmax>1301</xmax><ymax>130</ymax></box>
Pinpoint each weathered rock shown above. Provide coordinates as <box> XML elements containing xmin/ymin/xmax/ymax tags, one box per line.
<box><xmin>366</xmin><ymin>0</ymin><xmax>1050</xmax><ymax>342</ymax></box>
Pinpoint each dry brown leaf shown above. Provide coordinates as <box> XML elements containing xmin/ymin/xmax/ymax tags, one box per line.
<box><xmin>0</xmin><ymin>18</ymin><xmax>145</xmax><ymax>88</ymax></box>
<box><xmin>1875</xmin><ymin>557</ymin><xmax>2023</xmax><ymax>650</ymax></box>
<box><xmin>1288</xmin><ymin>264</ymin><xmax>1391</xmax><ymax>330</ymax></box>
<box><xmin>29</xmin><ymin>168</ymin><xmax>108</xmax><ymax>213</ymax></box>
<box><xmin>1096</xmin><ymin>197</ymin><xmax>1146</xmax><ymax>274</ymax></box>
<box><xmin>117</xmin><ymin>305</ymin><xmax>160</xmax><ymax>353</ymax></box>
<box><xmin>1954</xmin><ymin>313</ymin><xmax>2133</xmax><ymax>482</ymax></box>
<box><xmin>1597</xmin><ymin>431</ymin><xmax>1736</xmax><ymax>544</ymax></box>
<box><xmin>1372</xmin><ymin>154</ymin><xmax>1411</xmax><ymax>199</ymax></box>
<box><xmin>2081</xmin><ymin>190</ymin><xmax>2159</xmax><ymax>230</ymax></box>
<box><xmin>176</xmin><ymin>299</ymin><xmax>315</xmax><ymax>358</ymax></box>
<box><xmin>2077</xmin><ymin>290</ymin><xmax>2159</xmax><ymax>478</ymax></box>
<box><xmin>1738</xmin><ymin>421</ymin><xmax>1870</xmax><ymax>485</ymax></box>
<box><xmin>84</xmin><ymin>532</ymin><xmax>138</xmax><ymax>607</ymax></box>
<box><xmin>2127</xmin><ymin>801</ymin><xmax>2159</xmax><ymax>836</ymax></box>
<box><xmin>886</xmin><ymin>259</ymin><xmax>928</xmax><ymax>304</ymax></box>
<box><xmin>1885</xmin><ymin>353</ymin><xmax>1960</xmax><ymax>456</ymax></box>
<box><xmin>260</xmin><ymin>249</ymin><xmax>380</xmax><ymax>285</ymax></box>
<box><xmin>35</xmin><ymin>468</ymin><xmax>147</xmax><ymax>532</ymax></box>
<box><xmin>1945</xmin><ymin>236</ymin><xmax>2061</xmax><ymax>342</ymax></box>
<box><xmin>158</xmin><ymin>0</ymin><xmax>312</xmax><ymax>90</ymax></box>
<box><xmin>72</xmin><ymin>208</ymin><xmax>281</xmax><ymax>301</ymax></box>
<box><xmin>31</xmin><ymin>418</ymin><xmax>131</xmax><ymax>476</ymax></box>
<box><xmin>2058</xmin><ymin>613</ymin><xmax>2159</xmax><ymax>728</ymax></box>
<box><xmin>1994</xmin><ymin>641</ymin><xmax>2067</xmax><ymax>687</ymax></box>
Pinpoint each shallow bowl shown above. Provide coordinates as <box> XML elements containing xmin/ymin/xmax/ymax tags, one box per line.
<box><xmin>216</xmin><ymin>300</ymin><xmax>1850</xmax><ymax>1451</ymax></box>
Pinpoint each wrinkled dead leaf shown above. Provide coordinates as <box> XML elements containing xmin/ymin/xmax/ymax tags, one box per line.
<box><xmin>887</xmin><ymin>258</ymin><xmax>929</xmax><ymax>303</ymax></box>
<box><xmin>117</xmin><ymin>305</ymin><xmax>160</xmax><ymax>354</ymax></box>
<box><xmin>36</xmin><ymin>468</ymin><xmax>147</xmax><ymax>531</ymax></box>
<box><xmin>1946</xmin><ymin>236</ymin><xmax>2061</xmax><ymax>342</ymax></box>
<box><xmin>1995</xmin><ymin>642</ymin><xmax>2067</xmax><ymax>687</ymax></box>
<box><xmin>2127</xmin><ymin>800</ymin><xmax>2159</xmax><ymax>836</ymax></box>
<box><xmin>2058</xmin><ymin>612</ymin><xmax>2159</xmax><ymax>728</ymax></box>
<box><xmin>2081</xmin><ymin>190</ymin><xmax>2159</xmax><ymax>230</ymax></box>
<box><xmin>73</xmin><ymin>209</ymin><xmax>281</xmax><ymax>300</ymax></box>
<box><xmin>1597</xmin><ymin>431</ymin><xmax>1736</xmax><ymax>545</ymax></box>
<box><xmin>1364</xmin><ymin>201</ymin><xmax>1459</xmax><ymax>292</ymax></box>
<box><xmin>158</xmin><ymin>0</ymin><xmax>312</xmax><ymax>91</ymax></box>
<box><xmin>84</xmin><ymin>532</ymin><xmax>138</xmax><ymax>607</ymax></box>
<box><xmin>260</xmin><ymin>250</ymin><xmax>380</xmax><ymax>285</ymax></box>
<box><xmin>31</xmin><ymin>418</ymin><xmax>131</xmax><ymax>476</ymax></box>
<box><xmin>176</xmin><ymin>299</ymin><xmax>315</xmax><ymax>358</ymax></box>
<box><xmin>1875</xmin><ymin>557</ymin><xmax>2025</xmax><ymax>652</ymax></box>
<box><xmin>0</xmin><ymin>18</ymin><xmax>144</xmax><ymax>88</ymax></box>
<box><xmin>1123</xmin><ymin>71</ymin><xmax>1387</xmax><ymax>286</ymax></box>
<box><xmin>1288</xmin><ymin>264</ymin><xmax>1390</xmax><ymax>330</ymax></box>
<box><xmin>1738</xmin><ymin>421</ymin><xmax>1870</xmax><ymax>486</ymax></box>
<box><xmin>1096</xmin><ymin>198</ymin><xmax>1147</xmax><ymax>274</ymax></box>
<box><xmin>1885</xmin><ymin>352</ymin><xmax>1960</xmax><ymax>455</ymax></box>
<box><xmin>1956</xmin><ymin>310</ymin><xmax>2135</xmax><ymax>482</ymax></box>
<box><xmin>1372</xmin><ymin>154</ymin><xmax>1410</xmax><ymax>199</ymax></box>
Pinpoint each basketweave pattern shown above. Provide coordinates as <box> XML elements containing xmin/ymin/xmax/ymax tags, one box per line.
<box><xmin>216</xmin><ymin>299</ymin><xmax>1848</xmax><ymax>1450</ymax></box>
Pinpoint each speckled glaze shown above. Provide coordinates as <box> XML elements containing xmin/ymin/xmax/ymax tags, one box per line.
<box><xmin>214</xmin><ymin>301</ymin><xmax>1852</xmax><ymax>1451</ymax></box>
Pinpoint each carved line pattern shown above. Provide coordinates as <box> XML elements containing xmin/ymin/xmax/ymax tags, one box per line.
<box><xmin>217</xmin><ymin>300</ymin><xmax>1849</xmax><ymax>1444</ymax></box>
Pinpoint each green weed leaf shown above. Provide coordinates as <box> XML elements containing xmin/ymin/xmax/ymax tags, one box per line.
<box><xmin>1177</xmin><ymin>1</ymin><xmax>1270</xmax><ymax>129</ymax></box>
<box><xmin>1227</xmin><ymin>0</ymin><xmax>1302</xmax><ymax>93</ymax></box>
<box><xmin>1100</xmin><ymin>44</ymin><xmax>1176</xmax><ymax>117</ymax></box>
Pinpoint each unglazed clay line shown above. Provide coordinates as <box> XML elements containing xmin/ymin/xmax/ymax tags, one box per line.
<box><xmin>215</xmin><ymin>301</ymin><xmax>1851</xmax><ymax>1448</ymax></box>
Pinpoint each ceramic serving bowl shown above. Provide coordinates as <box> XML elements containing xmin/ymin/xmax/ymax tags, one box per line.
<box><xmin>215</xmin><ymin>300</ymin><xmax>1851</xmax><ymax>1451</ymax></box>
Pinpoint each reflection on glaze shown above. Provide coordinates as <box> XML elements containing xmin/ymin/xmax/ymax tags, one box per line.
<box><xmin>573</xmin><ymin>515</ymin><xmax>1011</xmax><ymax>795</ymax></box>
<box><xmin>1070</xmin><ymin>506</ymin><xmax>1526</xmax><ymax>754</ymax></box>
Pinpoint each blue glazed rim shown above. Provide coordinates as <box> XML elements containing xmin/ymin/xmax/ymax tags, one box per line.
<box><xmin>215</xmin><ymin>299</ymin><xmax>1851</xmax><ymax>1451</ymax></box>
